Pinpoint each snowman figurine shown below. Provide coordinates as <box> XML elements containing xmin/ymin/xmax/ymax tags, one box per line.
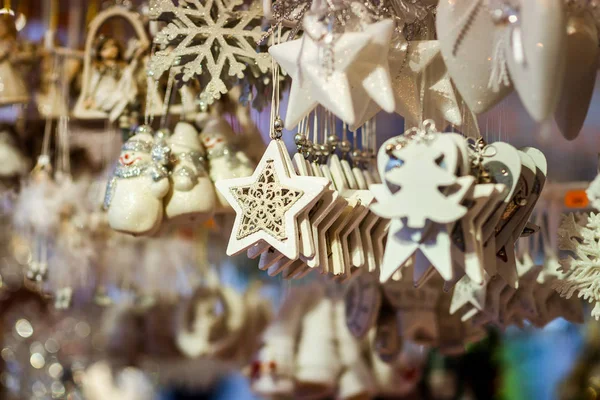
<box><xmin>199</xmin><ymin>116</ymin><xmax>254</xmax><ymax>211</ymax></box>
<box><xmin>104</xmin><ymin>126</ymin><xmax>170</xmax><ymax>236</ymax></box>
<box><xmin>165</xmin><ymin>122</ymin><xmax>216</xmax><ymax>224</ymax></box>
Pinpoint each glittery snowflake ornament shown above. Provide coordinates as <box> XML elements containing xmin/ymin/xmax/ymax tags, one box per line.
<box><xmin>148</xmin><ymin>0</ymin><xmax>271</xmax><ymax>104</ymax></box>
<box><xmin>554</xmin><ymin>212</ymin><xmax>600</xmax><ymax>319</ymax></box>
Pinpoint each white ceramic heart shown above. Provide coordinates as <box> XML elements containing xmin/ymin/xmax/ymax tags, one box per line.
<box><xmin>506</xmin><ymin>0</ymin><xmax>567</xmax><ymax>122</ymax></box>
<box><xmin>554</xmin><ymin>12</ymin><xmax>599</xmax><ymax>140</ymax></box>
<box><xmin>436</xmin><ymin>0</ymin><xmax>513</xmax><ymax>114</ymax></box>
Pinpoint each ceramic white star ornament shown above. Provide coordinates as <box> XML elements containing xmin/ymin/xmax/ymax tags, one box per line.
<box><xmin>345</xmin><ymin>19</ymin><xmax>396</xmax><ymax>129</ymax></box>
<box><xmin>215</xmin><ymin>140</ymin><xmax>328</xmax><ymax>260</ymax></box>
<box><xmin>269</xmin><ymin>32</ymin><xmax>371</xmax><ymax>129</ymax></box>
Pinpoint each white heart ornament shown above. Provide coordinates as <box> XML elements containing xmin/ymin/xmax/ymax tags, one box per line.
<box><xmin>554</xmin><ymin>12</ymin><xmax>599</xmax><ymax>140</ymax></box>
<box><xmin>505</xmin><ymin>0</ymin><xmax>567</xmax><ymax>122</ymax></box>
<box><xmin>436</xmin><ymin>0</ymin><xmax>513</xmax><ymax>114</ymax></box>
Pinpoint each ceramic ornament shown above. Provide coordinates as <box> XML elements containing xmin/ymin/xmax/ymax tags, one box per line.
<box><xmin>269</xmin><ymin>30</ymin><xmax>372</xmax><ymax>129</ymax></box>
<box><xmin>436</xmin><ymin>0</ymin><xmax>513</xmax><ymax>114</ymax></box>
<box><xmin>165</xmin><ymin>122</ymin><xmax>216</xmax><ymax>224</ymax></box>
<box><xmin>175</xmin><ymin>286</ymin><xmax>245</xmax><ymax>358</ymax></box>
<box><xmin>215</xmin><ymin>140</ymin><xmax>328</xmax><ymax>260</ymax></box>
<box><xmin>74</xmin><ymin>6</ymin><xmax>161</xmax><ymax>121</ymax></box>
<box><xmin>251</xmin><ymin>287</ymin><xmax>318</xmax><ymax>397</ymax></box>
<box><xmin>0</xmin><ymin>13</ymin><xmax>29</xmax><ymax>106</ymax></box>
<box><xmin>295</xmin><ymin>295</ymin><xmax>339</xmax><ymax>397</ymax></box>
<box><xmin>83</xmin><ymin>362</ymin><xmax>155</xmax><ymax>400</ymax></box>
<box><xmin>201</xmin><ymin>116</ymin><xmax>255</xmax><ymax>211</ymax></box>
<box><xmin>345</xmin><ymin>19</ymin><xmax>396</xmax><ymax>128</ymax></box>
<box><xmin>504</xmin><ymin>0</ymin><xmax>567</xmax><ymax>122</ymax></box>
<box><xmin>103</xmin><ymin>127</ymin><xmax>170</xmax><ymax>236</ymax></box>
<box><xmin>554</xmin><ymin>12</ymin><xmax>599</xmax><ymax>140</ymax></box>
<box><xmin>334</xmin><ymin>299</ymin><xmax>377</xmax><ymax>400</ymax></box>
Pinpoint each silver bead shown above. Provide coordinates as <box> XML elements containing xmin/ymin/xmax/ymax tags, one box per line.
<box><xmin>351</xmin><ymin>149</ymin><xmax>361</xmax><ymax>160</ymax></box>
<box><xmin>294</xmin><ymin>133</ymin><xmax>306</xmax><ymax>146</ymax></box>
<box><xmin>136</xmin><ymin>124</ymin><xmax>153</xmax><ymax>136</ymax></box>
<box><xmin>339</xmin><ymin>140</ymin><xmax>352</xmax><ymax>154</ymax></box>
<box><xmin>274</xmin><ymin>117</ymin><xmax>284</xmax><ymax>133</ymax></box>
<box><xmin>155</xmin><ymin>129</ymin><xmax>171</xmax><ymax>140</ymax></box>
<box><xmin>327</xmin><ymin>134</ymin><xmax>339</xmax><ymax>149</ymax></box>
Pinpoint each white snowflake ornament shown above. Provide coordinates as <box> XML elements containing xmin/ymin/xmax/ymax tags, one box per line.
<box><xmin>148</xmin><ymin>0</ymin><xmax>270</xmax><ymax>104</ymax></box>
<box><xmin>554</xmin><ymin>212</ymin><xmax>600</xmax><ymax>320</ymax></box>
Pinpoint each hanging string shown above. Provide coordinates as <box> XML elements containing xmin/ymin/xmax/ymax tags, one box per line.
<box><xmin>269</xmin><ymin>26</ymin><xmax>282</xmax><ymax>139</ymax></box>
<box><xmin>158</xmin><ymin>66</ymin><xmax>176</xmax><ymax>128</ymax></box>
<box><xmin>3</xmin><ymin>0</ymin><xmax>10</xmax><ymax>10</ymax></box>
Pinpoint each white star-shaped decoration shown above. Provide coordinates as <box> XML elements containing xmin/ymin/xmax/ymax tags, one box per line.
<box><xmin>269</xmin><ymin>31</ymin><xmax>371</xmax><ymax>129</ymax></box>
<box><xmin>450</xmin><ymin>274</ymin><xmax>488</xmax><ymax>320</ymax></box>
<box><xmin>215</xmin><ymin>140</ymin><xmax>328</xmax><ymax>260</ymax></box>
<box><xmin>345</xmin><ymin>19</ymin><xmax>396</xmax><ymax>125</ymax></box>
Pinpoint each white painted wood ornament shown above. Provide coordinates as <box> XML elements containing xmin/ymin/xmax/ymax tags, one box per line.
<box><xmin>215</xmin><ymin>137</ymin><xmax>328</xmax><ymax>260</ymax></box>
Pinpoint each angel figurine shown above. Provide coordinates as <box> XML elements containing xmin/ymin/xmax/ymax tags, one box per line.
<box><xmin>0</xmin><ymin>13</ymin><xmax>29</xmax><ymax>106</ymax></box>
<box><xmin>78</xmin><ymin>36</ymin><xmax>143</xmax><ymax>121</ymax></box>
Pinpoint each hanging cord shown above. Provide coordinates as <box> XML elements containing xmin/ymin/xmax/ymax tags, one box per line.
<box><xmin>158</xmin><ymin>66</ymin><xmax>176</xmax><ymax>129</ymax></box>
<box><xmin>145</xmin><ymin>43</ymin><xmax>159</xmax><ymax>127</ymax></box>
<box><xmin>269</xmin><ymin>27</ymin><xmax>282</xmax><ymax>140</ymax></box>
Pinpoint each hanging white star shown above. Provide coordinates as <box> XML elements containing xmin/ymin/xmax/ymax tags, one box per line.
<box><xmin>215</xmin><ymin>140</ymin><xmax>328</xmax><ymax>260</ymax></box>
<box><xmin>269</xmin><ymin>31</ymin><xmax>371</xmax><ymax>129</ymax></box>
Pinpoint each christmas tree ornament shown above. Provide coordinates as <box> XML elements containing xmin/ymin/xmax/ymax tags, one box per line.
<box><xmin>334</xmin><ymin>298</ymin><xmax>377</xmax><ymax>400</ymax></box>
<box><xmin>148</xmin><ymin>0</ymin><xmax>270</xmax><ymax>105</ymax></box>
<box><xmin>436</xmin><ymin>0</ymin><xmax>514</xmax><ymax>114</ymax></box>
<box><xmin>554</xmin><ymin>212</ymin><xmax>600</xmax><ymax>320</ymax></box>
<box><xmin>200</xmin><ymin>116</ymin><xmax>255</xmax><ymax>212</ymax></box>
<box><xmin>504</xmin><ymin>0</ymin><xmax>567</xmax><ymax>122</ymax></box>
<box><xmin>295</xmin><ymin>295</ymin><xmax>339</xmax><ymax>398</ymax></box>
<box><xmin>215</xmin><ymin>125</ymin><xmax>328</xmax><ymax>260</ymax></box>
<box><xmin>269</xmin><ymin>30</ymin><xmax>371</xmax><ymax>129</ymax></box>
<box><xmin>554</xmin><ymin>11</ymin><xmax>598</xmax><ymax>140</ymax></box>
<box><xmin>83</xmin><ymin>362</ymin><xmax>155</xmax><ymax>400</ymax></box>
<box><xmin>251</xmin><ymin>286</ymin><xmax>319</xmax><ymax>397</ymax></box>
<box><xmin>175</xmin><ymin>285</ymin><xmax>245</xmax><ymax>358</ymax></box>
<box><xmin>0</xmin><ymin>11</ymin><xmax>30</xmax><ymax>106</ymax></box>
<box><xmin>0</xmin><ymin>128</ymin><xmax>28</xmax><ymax>184</ymax></box>
<box><xmin>73</xmin><ymin>5</ymin><xmax>161</xmax><ymax>121</ymax></box>
<box><xmin>104</xmin><ymin>126</ymin><xmax>170</xmax><ymax>236</ymax></box>
<box><xmin>165</xmin><ymin>122</ymin><xmax>216</xmax><ymax>225</ymax></box>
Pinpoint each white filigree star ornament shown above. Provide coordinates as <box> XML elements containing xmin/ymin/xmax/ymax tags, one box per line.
<box><xmin>215</xmin><ymin>139</ymin><xmax>328</xmax><ymax>260</ymax></box>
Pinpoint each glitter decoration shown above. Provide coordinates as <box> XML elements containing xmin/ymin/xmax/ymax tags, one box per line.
<box><xmin>231</xmin><ymin>160</ymin><xmax>303</xmax><ymax>240</ymax></box>
<box><xmin>148</xmin><ymin>0</ymin><xmax>271</xmax><ymax>104</ymax></box>
<box><xmin>554</xmin><ymin>212</ymin><xmax>600</xmax><ymax>319</ymax></box>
